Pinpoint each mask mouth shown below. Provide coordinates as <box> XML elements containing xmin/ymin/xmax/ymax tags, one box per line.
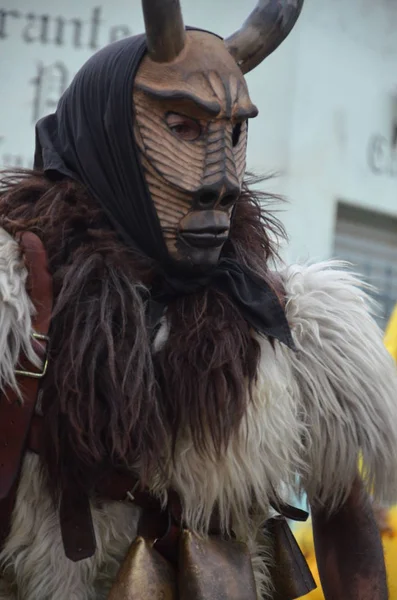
<box><xmin>179</xmin><ymin>226</ymin><xmax>229</xmax><ymax>248</ymax></box>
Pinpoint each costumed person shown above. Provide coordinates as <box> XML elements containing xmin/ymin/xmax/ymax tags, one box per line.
<box><xmin>0</xmin><ymin>1</ymin><xmax>397</xmax><ymax>599</ymax></box>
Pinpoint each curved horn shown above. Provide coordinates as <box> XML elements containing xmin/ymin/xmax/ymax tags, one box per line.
<box><xmin>225</xmin><ymin>0</ymin><xmax>304</xmax><ymax>75</ymax></box>
<box><xmin>141</xmin><ymin>0</ymin><xmax>186</xmax><ymax>63</ymax></box>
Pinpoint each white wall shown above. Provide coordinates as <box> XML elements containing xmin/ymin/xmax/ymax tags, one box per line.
<box><xmin>0</xmin><ymin>0</ymin><xmax>139</xmax><ymax>166</ymax></box>
<box><xmin>1</xmin><ymin>0</ymin><xmax>396</xmax><ymax>263</ymax></box>
<box><xmin>282</xmin><ymin>0</ymin><xmax>397</xmax><ymax>262</ymax></box>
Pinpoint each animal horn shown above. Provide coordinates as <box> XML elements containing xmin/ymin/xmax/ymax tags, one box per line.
<box><xmin>225</xmin><ymin>0</ymin><xmax>304</xmax><ymax>75</ymax></box>
<box><xmin>141</xmin><ymin>0</ymin><xmax>186</xmax><ymax>63</ymax></box>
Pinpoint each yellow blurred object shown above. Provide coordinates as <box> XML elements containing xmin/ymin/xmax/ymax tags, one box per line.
<box><xmin>384</xmin><ymin>304</ymin><xmax>397</xmax><ymax>362</ymax></box>
<box><xmin>294</xmin><ymin>506</ymin><xmax>397</xmax><ymax>599</ymax></box>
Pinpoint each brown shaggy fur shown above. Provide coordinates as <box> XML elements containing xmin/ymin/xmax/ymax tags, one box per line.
<box><xmin>0</xmin><ymin>169</ymin><xmax>285</xmax><ymax>494</ymax></box>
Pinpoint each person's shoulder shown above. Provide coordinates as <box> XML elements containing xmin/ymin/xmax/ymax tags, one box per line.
<box><xmin>0</xmin><ymin>227</ymin><xmax>37</xmax><ymax>394</ymax></box>
<box><xmin>280</xmin><ymin>259</ymin><xmax>374</xmax><ymax>315</ymax></box>
<box><xmin>273</xmin><ymin>260</ymin><xmax>397</xmax><ymax>510</ymax></box>
<box><xmin>276</xmin><ymin>259</ymin><xmax>383</xmax><ymax>345</ymax></box>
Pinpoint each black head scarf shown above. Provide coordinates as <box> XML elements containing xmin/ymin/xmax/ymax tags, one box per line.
<box><xmin>34</xmin><ymin>34</ymin><xmax>295</xmax><ymax>350</ymax></box>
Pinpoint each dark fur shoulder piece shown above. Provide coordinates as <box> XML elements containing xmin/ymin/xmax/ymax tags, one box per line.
<box><xmin>0</xmin><ymin>169</ymin><xmax>285</xmax><ymax>493</ymax></box>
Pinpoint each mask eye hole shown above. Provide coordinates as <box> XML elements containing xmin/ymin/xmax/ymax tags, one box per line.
<box><xmin>232</xmin><ymin>122</ymin><xmax>243</xmax><ymax>147</ymax></box>
<box><xmin>165</xmin><ymin>113</ymin><xmax>202</xmax><ymax>141</ymax></box>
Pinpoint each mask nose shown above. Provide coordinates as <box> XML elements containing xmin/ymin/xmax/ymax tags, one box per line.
<box><xmin>194</xmin><ymin>183</ymin><xmax>240</xmax><ymax>210</ymax></box>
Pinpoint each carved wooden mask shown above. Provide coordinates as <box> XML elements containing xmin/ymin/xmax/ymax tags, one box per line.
<box><xmin>133</xmin><ymin>0</ymin><xmax>304</xmax><ymax>269</ymax></box>
<box><xmin>134</xmin><ymin>32</ymin><xmax>258</xmax><ymax>268</ymax></box>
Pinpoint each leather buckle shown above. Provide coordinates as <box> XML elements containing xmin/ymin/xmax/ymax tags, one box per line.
<box><xmin>15</xmin><ymin>332</ymin><xmax>49</xmax><ymax>379</ymax></box>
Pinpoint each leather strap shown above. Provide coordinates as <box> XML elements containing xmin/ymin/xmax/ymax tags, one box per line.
<box><xmin>60</xmin><ymin>484</ymin><xmax>97</xmax><ymax>562</ymax></box>
<box><xmin>0</xmin><ymin>232</ymin><xmax>53</xmax><ymax>547</ymax></box>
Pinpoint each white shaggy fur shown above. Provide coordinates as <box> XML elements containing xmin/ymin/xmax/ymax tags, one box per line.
<box><xmin>283</xmin><ymin>261</ymin><xmax>397</xmax><ymax>510</ymax></box>
<box><xmin>1</xmin><ymin>241</ymin><xmax>397</xmax><ymax>599</ymax></box>
<box><xmin>0</xmin><ymin>230</ymin><xmax>39</xmax><ymax>396</ymax></box>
